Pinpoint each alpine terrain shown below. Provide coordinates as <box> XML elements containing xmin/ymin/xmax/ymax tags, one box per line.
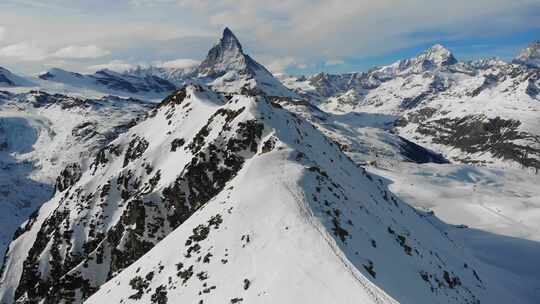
<box><xmin>0</xmin><ymin>28</ymin><xmax>538</xmax><ymax>304</ymax></box>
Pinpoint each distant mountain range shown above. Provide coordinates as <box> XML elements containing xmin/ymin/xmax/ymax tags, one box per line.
<box><xmin>0</xmin><ymin>29</ymin><xmax>539</xmax><ymax>304</ymax></box>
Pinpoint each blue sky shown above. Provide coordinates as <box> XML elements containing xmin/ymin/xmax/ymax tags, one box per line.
<box><xmin>0</xmin><ymin>0</ymin><xmax>539</xmax><ymax>75</ymax></box>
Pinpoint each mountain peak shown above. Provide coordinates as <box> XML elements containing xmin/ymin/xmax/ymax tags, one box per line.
<box><xmin>416</xmin><ymin>44</ymin><xmax>457</xmax><ymax>66</ymax></box>
<box><xmin>0</xmin><ymin>66</ymin><xmax>33</xmax><ymax>87</ymax></box>
<box><xmin>197</xmin><ymin>28</ymin><xmax>296</xmax><ymax>98</ymax></box>
<box><xmin>0</xmin><ymin>67</ymin><xmax>16</xmax><ymax>86</ymax></box>
<box><xmin>219</xmin><ymin>27</ymin><xmax>244</xmax><ymax>54</ymax></box>
<box><xmin>513</xmin><ymin>40</ymin><xmax>540</xmax><ymax>68</ymax></box>
<box><xmin>198</xmin><ymin>27</ymin><xmax>246</xmax><ymax>78</ymax></box>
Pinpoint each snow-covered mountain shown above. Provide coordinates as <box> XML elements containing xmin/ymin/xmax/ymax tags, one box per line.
<box><xmin>2</xmin><ymin>82</ymin><xmax>534</xmax><ymax>304</ymax></box>
<box><xmin>0</xmin><ymin>28</ymin><xmax>539</xmax><ymax>304</ymax></box>
<box><xmin>282</xmin><ymin>44</ymin><xmax>540</xmax><ymax>172</ymax></box>
<box><xmin>0</xmin><ymin>67</ymin><xmax>34</xmax><ymax>87</ymax></box>
<box><xmin>0</xmin><ymin>90</ymin><xmax>152</xmax><ymax>262</ymax></box>
<box><xmin>37</xmin><ymin>68</ymin><xmax>177</xmax><ymax>98</ymax></box>
<box><xmin>26</xmin><ymin>28</ymin><xmax>295</xmax><ymax>100</ymax></box>
<box><xmin>125</xmin><ymin>64</ymin><xmax>198</xmax><ymax>87</ymax></box>
<box><xmin>195</xmin><ymin>27</ymin><xmax>295</xmax><ymax>97</ymax></box>
<box><xmin>127</xmin><ymin>28</ymin><xmax>296</xmax><ymax>98</ymax></box>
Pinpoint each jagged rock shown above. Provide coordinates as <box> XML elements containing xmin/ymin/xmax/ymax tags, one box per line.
<box><xmin>55</xmin><ymin>163</ymin><xmax>83</xmax><ymax>192</ymax></box>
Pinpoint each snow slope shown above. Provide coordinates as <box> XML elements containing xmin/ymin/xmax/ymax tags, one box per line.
<box><xmin>276</xmin><ymin>99</ymin><xmax>447</xmax><ymax>168</ymax></box>
<box><xmin>368</xmin><ymin>162</ymin><xmax>540</xmax><ymax>301</ymax></box>
<box><xmin>371</xmin><ymin>163</ymin><xmax>540</xmax><ymax>242</ymax></box>
<box><xmin>0</xmin><ymin>90</ymin><xmax>151</xmax><ymax>262</ymax></box>
<box><xmin>81</xmin><ymin>86</ymin><xmax>535</xmax><ymax>304</ymax></box>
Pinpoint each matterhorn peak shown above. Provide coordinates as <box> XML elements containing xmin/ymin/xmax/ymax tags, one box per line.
<box><xmin>196</xmin><ymin>27</ymin><xmax>296</xmax><ymax>98</ymax></box>
<box><xmin>416</xmin><ymin>44</ymin><xmax>457</xmax><ymax>67</ymax></box>
<box><xmin>198</xmin><ymin>27</ymin><xmax>247</xmax><ymax>77</ymax></box>
<box><xmin>220</xmin><ymin>27</ymin><xmax>243</xmax><ymax>53</ymax></box>
<box><xmin>513</xmin><ymin>40</ymin><xmax>540</xmax><ymax>68</ymax></box>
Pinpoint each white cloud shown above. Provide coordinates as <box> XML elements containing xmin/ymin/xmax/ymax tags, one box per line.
<box><xmin>325</xmin><ymin>59</ymin><xmax>345</xmax><ymax>66</ymax></box>
<box><xmin>51</xmin><ymin>45</ymin><xmax>110</xmax><ymax>59</ymax></box>
<box><xmin>157</xmin><ymin>58</ymin><xmax>199</xmax><ymax>69</ymax></box>
<box><xmin>86</xmin><ymin>60</ymin><xmax>134</xmax><ymax>73</ymax></box>
<box><xmin>0</xmin><ymin>42</ymin><xmax>48</xmax><ymax>61</ymax></box>
<box><xmin>0</xmin><ymin>27</ymin><xmax>5</xmax><ymax>42</ymax></box>
<box><xmin>2</xmin><ymin>0</ymin><xmax>540</xmax><ymax>73</ymax></box>
<box><xmin>163</xmin><ymin>0</ymin><xmax>540</xmax><ymax>62</ymax></box>
<box><xmin>258</xmin><ymin>56</ymin><xmax>305</xmax><ymax>74</ymax></box>
<box><xmin>0</xmin><ymin>42</ymin><xmax>110</xmax><ymax>63</ymax></box>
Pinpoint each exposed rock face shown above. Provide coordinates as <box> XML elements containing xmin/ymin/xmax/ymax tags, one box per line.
<box><xmin>195</xmin><ymin>28</ymin><xmax>297</xmax><ymax>98</ymax></box>
<box><xmin>198</xmin><ymin>27</ymin><xmax>248</xmax><ymax>78</ymax></box>
<box><xmin>416</xmin><ymin>115</ymin><xmax>540</xmax><ymax>168</ymax></box>
<box><xmin>55</xmin><ymin>163</ymin><xmax>83</xmax><ymax>192</ymax></box>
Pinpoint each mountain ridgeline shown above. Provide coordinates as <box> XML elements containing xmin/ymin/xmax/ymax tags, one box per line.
<box><xmin>0</xmin><ymin>29</ymin><xmax>538</xmax><ymax>304</ymax></box>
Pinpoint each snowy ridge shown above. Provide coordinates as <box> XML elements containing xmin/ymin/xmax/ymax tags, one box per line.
<box><xmin>0</xmin><ymin>83</ymin><xmax>533</xmax><ymax>304</ymax></box>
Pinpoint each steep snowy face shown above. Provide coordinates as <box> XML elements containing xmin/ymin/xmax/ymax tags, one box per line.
<box><xmin>124</xmin><ymin>28</ymin><xmax>295</xmax><ymax>98</ymax></box>
<box><xmin>0</xmin><ymin>68</ymin><xmax>17</xmax><ymax>87</ymax></box>
<box><xmin>198</xmin><ymin>27</ymin><xmax>246</xmax><ymax>77</ymax></box>
<box><xmin>513</xmin><ymin>40</ymin><xmax>540</xmax><ymax>68</ymax></box>
<box><xmin>196</xmin><ymin>28</ymin><xmax>296</xmax><ymax>98</ymax></box>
